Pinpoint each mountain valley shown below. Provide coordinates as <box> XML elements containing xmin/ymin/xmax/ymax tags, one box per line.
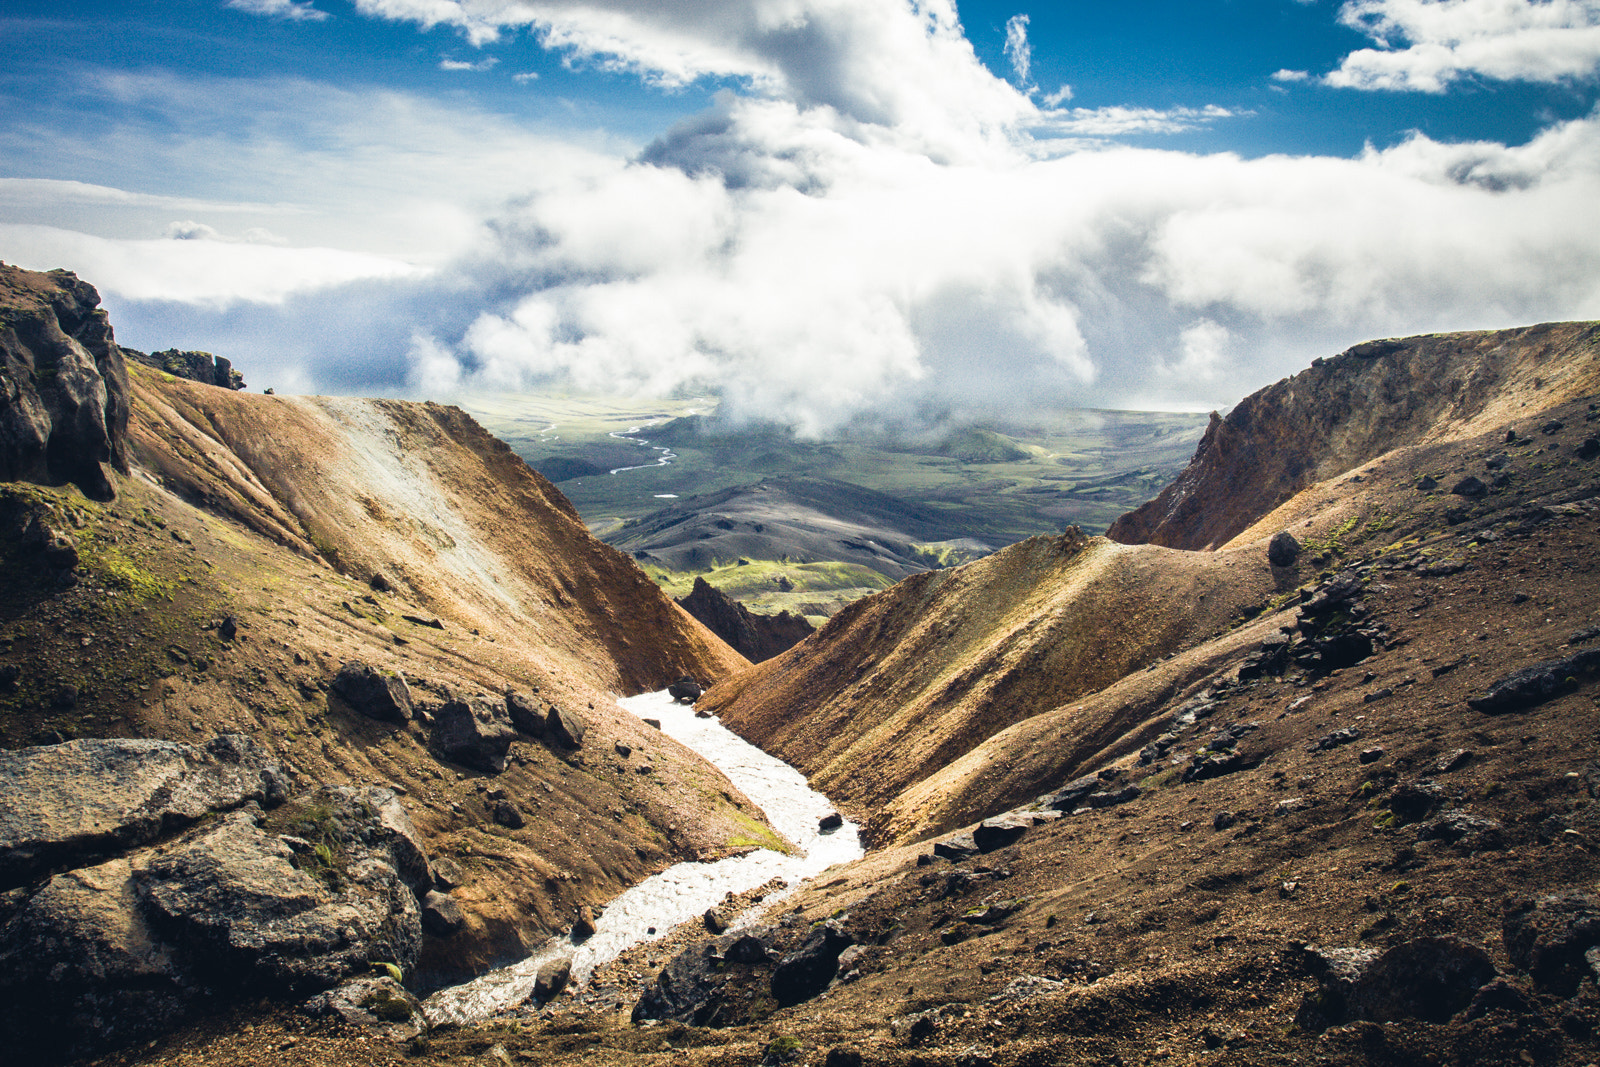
<box><xmin>3</xmin><ymin>264</ymin><xmax>1600</xmax><ymax>1067</ymax></box>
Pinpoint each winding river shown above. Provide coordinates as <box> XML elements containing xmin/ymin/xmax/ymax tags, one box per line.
<box><xmin>421</xmin><ymin>690</ymin><xmax>862</xmax><ymax>1026</ymax></box>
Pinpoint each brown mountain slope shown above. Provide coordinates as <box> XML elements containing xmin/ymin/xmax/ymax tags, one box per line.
<box><xmin>0</xmin><ymin>265</ymin><xmax>762</xmax><ymax>998</ymax></box>
<box><xmin>118</xmin><ymin>363</ymin><xmax>1600</xmax><ymax>1067</ymax></box>
<box><xmin>701</xmin><ymin>324</ymin><xmax>1600</xmax><ymax>851</ymax></box>
<box><xmin>696</xmin><ymin>529</ymin><xmax>1276</xmax><ymax>843</ymax></box>
<box><xmin>1108</xmin><ymin>322</ymin><xmax>1600</xmax><ymax>549</ymax></box>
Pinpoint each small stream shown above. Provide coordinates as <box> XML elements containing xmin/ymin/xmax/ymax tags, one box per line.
<box><xmin>421</xmin><ymin>690</ymin><xmax>862</xmax><ymax>1026</ymax></box>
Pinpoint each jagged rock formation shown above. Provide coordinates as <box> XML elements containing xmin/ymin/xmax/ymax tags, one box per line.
<box><xmin>123</xmin><ymin>347</ymin><xmax>244</xmax><ymax>390</ymax></box>
<box><xmin>0</xmin><ymin>265</ymin><xmax>129</xmax><ymax>499</ymax></box>
<box><xmin>1108</xmin><ymin>323</ymin><xmax>1600</xmax><ymax>549</ymax></box>
<box><xmin>676</xmin><ymin>576</ymin><xmax>814</xmax><ymax>662</ymax></box>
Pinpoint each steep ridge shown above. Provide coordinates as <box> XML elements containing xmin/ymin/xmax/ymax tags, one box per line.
<box><xmin>702</xmin><ymin>323</ymin><xmax>1600</xmax><ymax>851</ymax></box>
<box><xmin>1108</xmin><ymin>322</ymin><xmax>1600</xmax><ymax>549</ymax></box>
<box><xmin>697</xmin><ymin>529</ymin><xmax>1275</xmax><ymax>843</ymax></box>
<box><xmin>0</xmin><ymin>264</ymin><xmax>770</xmax><ymax>1050</ymax></box>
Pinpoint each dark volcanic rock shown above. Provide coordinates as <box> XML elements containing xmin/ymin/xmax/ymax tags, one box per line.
<box><xmin>546</xmin><ymin>704</ymin><xmax>588</xmax><ymax>749</ymax></box>
<box><xmin>504</xmin><ymin>690</ymin><xmax>546</xmax><ymax>737</ymax></box>
<box><xmin>1418</xmin><ymin>810</ymin><xmax>1505</xmax><ymax>852</ymax></box>
<box><xmin>668</xmin><ymin>676</ymin><xmax>706</xmax><ymax>703</ymax></box>
<box><xmin>771</xmin><ymin>920</ymin><xmax>855</xmax><ymax>1007</ymax></box>
<box><xmin>973</xmin><ymin>814</ymin><xmax>1032</xmax><ymax>852</ymax></box>
<box><xmin>122</xmin><ymin>347</ymin><xmax>243</xmax><ymax>390</ymax></box>
<box><xmin>1297</xmin><ymin>937</ymin><xmax>1496</xmax><ymax>1029</ymax></box>
<box><xmin>1450</xmin><ymin>475</ymin><xmax>1488</xmax><ymax>498</ymax></box>
<box><xmin>1267</xmin><ymin>530</ymin><xmax>1301</xmax><ymax>567</ymax></box>
<box><xmin>819</xmin><ymin>812</ymin><xmax>844</xmax><ymax>832</ymax></box>
<box><xmin>1504</xmin><ymin>893</ymin><xmax>1600</xmax><ymax>995</ymax></box>
<box><xmin>430</xmin><ymin>696</ymin><xmax>517</xmax><ymax>773</ymax></box>
<box><xmin>421</xmin><ymin>890</ymin><xmax>465</xmax><ymax>936</ymax></box>
<box><xmin>534</xmin><ymin>956</ymin><xmax>572</xmax><ymax>1002</ymax></box>
<box><xmin>332</xmin><ymin>662</ymin><xmax>414</xmax><ymax>723</ymax></box>
<box><xmin>0</xmin><ymin>734</ymin><xmax>287</xmax><ymax>890</ymax></box>
<box><xmin>676</xmin><ymin>576</ymin><xmax>815</xmax><ymax>663</ymax></box>
<box><xmin>1468</xmin><ymin>649</ymin><xmax>1600</xmax><ymax>713</ymax></box>
<box><xmin>932</xmin><ymin>833</ymin><xmax>980</xmax><ymax>862</ymax></box>
<box><xmin>0</xmin><ymin>265</ymin><xmax>131</xmax><ymax>500</ymax></box>
<box><xmin>0</xmin><ymin>785</ymin><xmax>426</xmax><ymax>1062</ymax></box>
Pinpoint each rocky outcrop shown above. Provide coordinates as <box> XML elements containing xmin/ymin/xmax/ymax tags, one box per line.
<box><xmin>122</xmin><ymin>347</ymin><xmax>244</xmax><ymax>390</ymax></box>
<box><xmin>676</xmin><ymin>576</ymin><xmax>814</xmax><ymax>663</ymax></box>
<box><xmin>332</xmin><ymin>661</ymin><xmax>414</xmax><ymax>722</ymax></box>
<box><xmin>0</xmin><ymin>734</ymin><xmax>287</xmax><ymax>890</ymax></box>
<box><xmin>430</xmin><ymin>694</ymin><xmax>518</xmax><ymax>772</ymax></box>
<box><xmin>1109</xmin><ymin>323</ymin><xmax>1600</xmax><ymax>549</ymax></box>
<box><xmin>0</xmin><ymin>265</ymin><xmax>130</xmax><ymax>500</ymax></box>
<box><xmin>0</xmin><ymin>745</ymin><xmax>428</xmax><ymax>1063</ymax></box>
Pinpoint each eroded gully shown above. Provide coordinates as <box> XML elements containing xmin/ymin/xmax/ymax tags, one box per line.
<box><xmin>422</xmin><ymin>689</ymin><xmax>863</xmax><ymax>1026</ymax></box>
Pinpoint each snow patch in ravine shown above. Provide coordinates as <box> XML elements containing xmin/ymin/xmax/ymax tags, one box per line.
<box><xmin>421</xmin><ymin>690</ymin><xmax>862</xmax><ymax>1026</ymax></box>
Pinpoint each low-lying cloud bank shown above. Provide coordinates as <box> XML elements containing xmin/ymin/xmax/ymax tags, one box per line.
<box><xmin>9</xmin><ymin>0</ymin><xmax>1600</xmax><ymax>429</ymax></box>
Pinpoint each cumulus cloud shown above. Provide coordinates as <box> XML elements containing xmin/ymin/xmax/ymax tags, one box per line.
<box><xmin>10</xmin><ymin>0</ymin><xmax>1600</xmax><ymax>420</ymax></box>
<box><xmin>350</xmin><ymin>0</ymin><xmax>1032</xmax><ymax>152</ymax></box>
<box><xmin>440</xmin><ymin>55</ymin><xmax>499</xmax><ymax>71</ymax></box>
<box><xmin>1272</xmin><ymin>68</ymin><xmax>1311</xmax><ymax>82</ymax></box>
<box><xmin>402</xmin><ymin>86</ymin><xmax>1600</xmax><ymax>425</ymax></box>
<box><xmin>1327</xmin><ymin>0</ymin><xmax>1600</xmax><ymax>91</ymax></box>
<box><xmin>1004</xmin><ymin>14</ymin><xmax>1032</xmax><ymax>86</ymax></box>
<box><xmin>225</xmin><ymin>0</ymin><xmax>330</xmax><ymax>21</ymax></box>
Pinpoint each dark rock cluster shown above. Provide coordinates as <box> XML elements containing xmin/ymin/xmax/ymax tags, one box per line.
<box><xmin>122</xmin><ymin>347</ymin><xmax>244</xmax><ymax>390</ymax></box>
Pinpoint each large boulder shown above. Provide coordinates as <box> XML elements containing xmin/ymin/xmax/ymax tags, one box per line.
<box><xmin>0</xmin><ymin>734</ymin><xmax>287</xmax><ymax>890</ymax></box>
<box><xmin>771</xmin><ymin>920</ymin><xmax>855</xmax><ymax>1007</ymax></box>
<box><xmin>135</xmin><ymin>809</ymin><xmax>421</xmax><ymax>991</ymax></box>
<box><xmin>546</xmin><ymin>704</ymin><xmax>588</xmax><ymax>749</ymax></box>
<box><xmin>1503</xmin><ymin>892</ymin><xmax>1600</xmax><ymax>995</ymax></box>
<box><xmin>0</xmin><ymin>265</ymin><xmax>130</xmax><ymax>500</ymax></box>
<box><xmin>1267</xmin><ymin>530</ymin><xmax>1301</xmax><ymax>567</ymax></box>
<box><xmin>632</xmin><ymin>927</ymin><xmax>778</xmax><ymax>1026</ymax></box>
<box><xmin>430</xmin><ymin>696</ymin><xmax>518</xmax><ymax>773</ymax></box>
<box><xmin>332</xmin><ymin>662</ymin><xmax>414</xmax><ymax>723</ymax></box>
<box><xmin>1468</xmin><ymin>649</ymin><xmax>1600</xmax><ymax>714</ymax></box>
<box><xmin>1296</xmin><ymin>937</ymin><xmax>1497</xmax><ymax>1029</ymax></box>
<box><xmin>0</xmin><ymin>784</ymin><xmax>426</xmax><ymax>1062</ymax></box>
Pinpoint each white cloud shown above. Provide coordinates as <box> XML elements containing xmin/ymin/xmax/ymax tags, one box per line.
<box><xmin>1171</xmin><ymin>319</ymin><xmax>1231</xmax><ymax>381</ymax></box>
<box><xmin>398</xmin><ymin>90</ymin><xmax>1600</xmax><ymax>425</ymax></box>
<box><xmin>1039</xmin><ymin>104</ymin><xmax>1242</xmax><ymax>137</ymax></box>
<box><xmin>350</xmin><ymin>0</ymin><xmax>1033</xmax><ymax>157</ymax></box>
<box><xmin>1327</xmin><ymin>0</ymin><xmax>1600</xmax><ymax>91</ymax></box>
<box><xmin>1041</xmin><ymin>84</ymin><xmax>1073</xmax><ymax>106</ymax></box>
<box><xmin>165</xmin><ymin>220</ymin><xmax>222</xmax><ymax>240</ymax></box>
<box><xmin>1272</xmin><ymin>68</ymin><xmax>1311</xmax><ymax>82</ymax></box>
<box><xmin>440</xmin><ymin>55</ymin><xmax>499</xmax><ymax>71</ymax></box>
<box><xmin>513</xmin><ymin>71</ymin><xmax>540</xmax><ymax>82</ymax></box>
<box><xmin>1004</xmin><ymin>14</ymin><xmax>1032</xmax><ymax>87</ymax></box>
<box><xmin>225</xmin><ymin>0</ymin><xmax>330</xmax><ymax>21</ymax></box>
<box><xmin>8</xmin><ymin>0</ymin><xmax>1600</xmax><ymax>418</ymax></box>
<box><xmin>0</xmin><ymin>223</ymin><xmax>423</xmax><ymax>306</ymax></box>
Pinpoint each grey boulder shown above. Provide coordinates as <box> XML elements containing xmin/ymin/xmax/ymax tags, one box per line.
<box><xmin>0</xmin><ymin>733</ymin><xmax>286</xmax><ymax>890</ymax></box>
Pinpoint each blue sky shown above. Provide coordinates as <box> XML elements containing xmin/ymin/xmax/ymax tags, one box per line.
<box><xmin>2</xmin><ymin>1</ymin><xmax>1599</xmax><ymax>424</ymax></box>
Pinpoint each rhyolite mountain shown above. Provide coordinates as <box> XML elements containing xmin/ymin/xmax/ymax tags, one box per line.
<box><xmin>0</xmin><ymin>264</ymin><xmax>772</xmax><ymax>1061</ymax></box>
<box><xmin>5</xmin><ymin>262</ymin><xmax>1600</xmax><ymax>1067</ymax></box>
